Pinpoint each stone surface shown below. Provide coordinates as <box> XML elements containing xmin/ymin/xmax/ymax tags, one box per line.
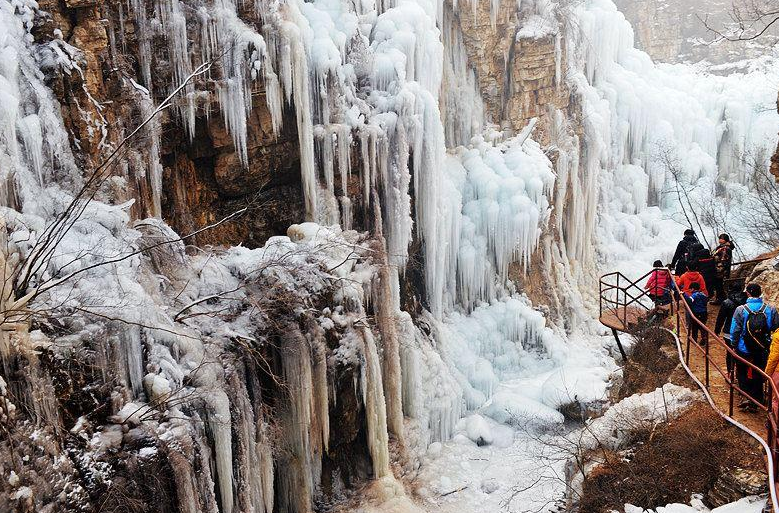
<box><xmin>447</xmin><ymin>1</ymin><xmax>571</xmax><ymax>145</ymax></box>
<box><xmin>613</xmin><ymin>0</ymin><xmax>779</xmax><ymax>65</ymax></box>
<box><xmin>706</xmin><ymin>467</ymin><xmax>768</xmax><ymax>507</ymax></box>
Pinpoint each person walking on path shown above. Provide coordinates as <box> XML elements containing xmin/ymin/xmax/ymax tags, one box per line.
<box><xmin>764</xmin><ymin>328</ymin><xmax>779</xmax><ymax>415</ymax></box>
<box><xmin>731</xmin><ymin>283</ymin><xmax>778</xmax><ymax>411</ymax></box>
<box><xmin>646</xmin><ymin>260</ymin><xmax>672</xmax><ymax>305</ymax></box>
<box><xmin>683</xmin><ymin>282</ymin><xmax>709</xmax><ymax>346</ymax></box>
<box><xmin>675</xmin><ymin>262</ymin><xmax>709</xmax><ymax>296</ymax></box>
<box><xmin>712</xmin><ymin>234</ymin><xmax>735</xmax><ymax>304</ymax></box>
<box><xmin>689</xmin><ymin>242</ymin><xmax>717</xmax><ymax>295</ymax></box>
<box><xmin>715</xmin><ymin>286</ymin><xmax>748</xmax><ymax>374</ymax></box>
<box><xmin>671</xmin><ymin>229</ymin><xmax>699</xmax><ymax>275</ymax></box>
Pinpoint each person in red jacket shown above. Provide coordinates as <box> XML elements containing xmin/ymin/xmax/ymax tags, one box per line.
<box><xmin>675</xmin><ymin>262</ymin><xmax>709</xmax><ymax>296</ymax></box>
<box><xmin>645</xmin><ymin>260</ymin><xmax>672</xmax><ymax>305</ymax></box>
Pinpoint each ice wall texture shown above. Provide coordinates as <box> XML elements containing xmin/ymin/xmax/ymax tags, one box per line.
<box><xmin>569</xmin><ymin>0</ymin><xmax>779</xmax><ymax>268</ymax></box>
<box><xmin>1</xmin><ymin>0</ymin><xmax>778</xmax><ymax>512</ymax></box>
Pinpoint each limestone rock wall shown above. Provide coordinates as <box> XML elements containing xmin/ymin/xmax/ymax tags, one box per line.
<box><xmin>447</xmin><ymin>0</ymin><xmax>571</xmax><ymax>144</ymax></box>
<box><xmin>32</xmin><ymin>0</ymin><xmax>305</xmax><ymax>248</ymax></box>
<box><xmin>613</xmin><ymin>0</ymin><xmax>779</xmax><ymax>65</ymax></box>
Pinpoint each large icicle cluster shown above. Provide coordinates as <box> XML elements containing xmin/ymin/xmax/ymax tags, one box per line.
<box><xmin>569</xmin><ymin>0</ymin><xmax>779</xmax><ymax>266</ymax></box>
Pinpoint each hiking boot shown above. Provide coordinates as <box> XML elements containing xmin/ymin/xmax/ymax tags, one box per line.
<box><xmin>738</xmin><ymin>400</ymin><xmax>751</xmax><ymax>410</ymax></box>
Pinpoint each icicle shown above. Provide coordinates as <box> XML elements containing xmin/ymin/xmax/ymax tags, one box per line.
<box><xmin>206</xmin><ymin>390</ymin><xmax>234</xmax><ymax>513</ymax></box>
<box><xmin>371</xmin><ymin>234</ymin><xmax>404</xmax><ymax>440</ymax></box>
<box><xmin>359</xmin><ymin>327</ymin><xmax>391</xmax><ymax>477</ymax></box>
<box><xmin>285</xmin><ymin>24</ymin><xmax>318</xmax><ymax>220</ymax></box>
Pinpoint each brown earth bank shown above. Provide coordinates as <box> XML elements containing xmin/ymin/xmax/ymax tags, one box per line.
<box><xmin>580</xmin><ymin>403</ymin><xmax>765</xmax><ymax>512</ymax></box>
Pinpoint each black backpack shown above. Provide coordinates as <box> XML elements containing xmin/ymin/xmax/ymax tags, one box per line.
<box><xmin>743</xmin><ymin>304</ymin><xmax>771</xmax><ymax>356</ymax></box>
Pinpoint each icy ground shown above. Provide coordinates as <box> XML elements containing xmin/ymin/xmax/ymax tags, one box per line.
<box><xmin>413</xmin><ymin>384</ymin><xmax>702</xmax><ymax>512</ymax></box>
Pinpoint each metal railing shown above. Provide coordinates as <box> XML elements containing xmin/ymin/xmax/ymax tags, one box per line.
<box><xmin>599</xmin><ymin>257</ymin><xmax>779</xmax><ymax>509</ymax></box>
<box><xmin>599</xmin><ymin>269</ymin><xmax>674</xmax><ymax>329</ymax></box>
<box><xmin>670</xmin><ymin>278</ymin><xmax>779</xmax><ymax>510</ymax></box>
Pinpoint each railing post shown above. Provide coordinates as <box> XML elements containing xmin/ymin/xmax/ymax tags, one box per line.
<box><xmin>704</xmin><ymin>334</ymin><xmax>710</xmax><ymax>389</ymax></box>
<box><xmin>675</xmin><ymin>299</ymin><xmax>680</xmax><ymax>335</ymax></box>
<box><xmin>728</xmin><ymin>382</ymin><xmax>734</xmax><ymax>417</ymax></box>
<box><xmin>599</xmin><ymin>279</ymin><xmax>602</xmax><ymax>319</ymax></box>
<box><xmin>685</xmin><ymin>322</ymin><xmax>691</xmax><ymax>366</ymax></box>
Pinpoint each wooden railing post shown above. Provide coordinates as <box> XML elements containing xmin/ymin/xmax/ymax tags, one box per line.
<box><xmin>685</xmin><ymin>317</ymin><xmax>691</xmax><ymax>366</ymax></box>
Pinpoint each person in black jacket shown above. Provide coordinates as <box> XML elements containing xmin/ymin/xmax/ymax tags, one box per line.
<box><xmin>671</xmin><ymin>229</ymin><xmax>699</xmax><ymax>275</ymax></box>
<box><xmin>712</xmin><ymin>234</ymin><xmax>735</xmax><ymax>304</ymax></box>
<box><xmin>714</xmin><ymin>287</ymin><xmax>748</xmax><ymax>374</ymax></box>
<box><xmin>689</xmin><ymin>242</ymin><xmax>717</xmax><ymax>294</ymax></box>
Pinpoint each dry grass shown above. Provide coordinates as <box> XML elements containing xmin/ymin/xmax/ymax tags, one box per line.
<box><xmin>618</xmin><ymin>325</ymin><xmax>680</xmax><ymax>399</ymax></box>
<box><xmin>579</xmin><ymin>403</ymin><xmax>764</xmax><ymax>512</ymax></box>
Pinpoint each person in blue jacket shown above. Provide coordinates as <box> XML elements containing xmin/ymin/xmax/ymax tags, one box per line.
<box><xmin>730</xmin><ymin>283</ymin><xmax>778</xmax><ymax>411</ymax></box>
<box><xmin>683</xmin><ymin>281</ymin><xmax>709</xmax><ymax>346</ymax></box>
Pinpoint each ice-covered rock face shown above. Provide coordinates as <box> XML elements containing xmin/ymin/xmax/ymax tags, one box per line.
<box><xmin>1</xmin><ymin>0</ymin><xmax>779</xmax><ymax>511</ymax></box>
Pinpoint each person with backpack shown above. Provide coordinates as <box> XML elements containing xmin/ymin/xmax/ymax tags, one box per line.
<box><xmin>730</xmin><ymin>283</ymin><xmax>779</xmax><ymax>411</ymax></box>
<box><xmin>712</xmin><ymin>234</ymin><xmax>735</xmax><ymax>304</ymax></box>
<box><xmin>688</xmin><ymin>242</ymin><xmax>717</xmax><ymax>295</ymax></box>
<box><xmin>675</xmin><ymin>262</ymin><xmax>708</xmax><ymax>296</ymax></box>
<box><xmin>645</xmin><ymin>260</ymin><xmax>672</xmax><ymax>305</ymax></box>
<box><xmin>671</xmin><ymin>229</ymin><xmax>699</xmax><ymax>275</ymax></box>
<box><xmin>714</xmin><ymin>285</ymin><xmax>748</xmax><ymax>374</ymax></box>
<box><xmin>683</xmin><ymin>282</ymin><xmax>709</xmax><ymax>345</ymax></box>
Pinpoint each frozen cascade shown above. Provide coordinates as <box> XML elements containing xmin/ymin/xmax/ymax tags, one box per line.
<box><xmin>2</xmin><ymin>0</ymin><xmax>779</xmax><ymax>511</ymax></box>
<box><xmin>569</xmin><ymin>0</ymin><xmax>779</xmax><ymax>266</ymax></box>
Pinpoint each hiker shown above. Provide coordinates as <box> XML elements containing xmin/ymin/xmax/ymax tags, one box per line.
<box><xmin>765</xmin><ymin>328</ymin><xmax>779</xmax><ymax>414</ymax></box>
<box><xmin>645</xmin><ymin>260</ymin><xmax>672</xmax><ymax>305</ymax></box>
<box><xmin>714</xmin><ymin>286</ymin><xmax>748</xmax><ymax>374</ymax></box>
<box><xmin>730</xmin><ymin>283</ymin><xmax>778</xmax><ymax>411</ymax></box>
<box><xmin>712</xmin><ymin>234</ymin><xmax>735</xmax><ymax>304</ymax></box>
<box><xmin>675</xmin><ymin>262</ymin><xmax>708</xmax><ymax>296</ymax></box>
<box><xmin>683</xmin><ymin>282</ymin><xmax>709</xmax><ymax>345</ymax></box>
<box><xmin>689</xmin><ymin>242</ymin><xmax>717</xmax><ymax>294</ymax></box>
<box><xmin>671</xmin><ymin>229</ymin><xmax>699</xmax><ymax>275</ymax></box>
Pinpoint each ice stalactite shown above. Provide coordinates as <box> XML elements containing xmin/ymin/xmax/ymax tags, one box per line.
<box><xmin>131</xmin><ymin>0</ymin><xmax>154</xmax><ymax>93</ymax></box>
<box><xmin>284</xmin><ymin>22</ymin><xmax>318</xmax><ymax>220</ymax></box>
<box><xmin>441</xmin><ymin>7</ymin><xmax>485</xmax><ymax>148</ymax></box>
<box><xmin>160</xmin><ymin>427</ymin><xmax>203</xmax><ymax>513</ymax></box>
<box><xmin>206</xmin><ymin>390</ymin><xmax>235</xmax><ymax>513</ymax></box>
<box><xmin>371</xmin><ymin>231</ymin><xmax>405</xmax><ymax>441</ymax></box>
<box><xmin>227</xmin><ymin>368</ymin><xmax>274</xmax><ymax>513</ymax></box>
<box><xmin>277</xmin><ymin>326</ymin><xmax>319</xmax><ymax>513</ymax></box>
<box><xmin>310</xmin><ymin>327</ymin><xmax>331</xmax><ymax>453</ymax></box>
<box><xmin>360</xmin><ymin>326</ymin><xmax>391</xmax><ymax>477</ymax></box>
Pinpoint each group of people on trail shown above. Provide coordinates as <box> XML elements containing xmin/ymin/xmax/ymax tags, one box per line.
<box><xmin>644</xmin><ymin>229</ymin><xmax>779</xmax><ymax>414</ymax></box>
<box><xmin>669</xmin><ymin>229</ymin><xmax>735</xmax><ymax>303</ymax></box>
